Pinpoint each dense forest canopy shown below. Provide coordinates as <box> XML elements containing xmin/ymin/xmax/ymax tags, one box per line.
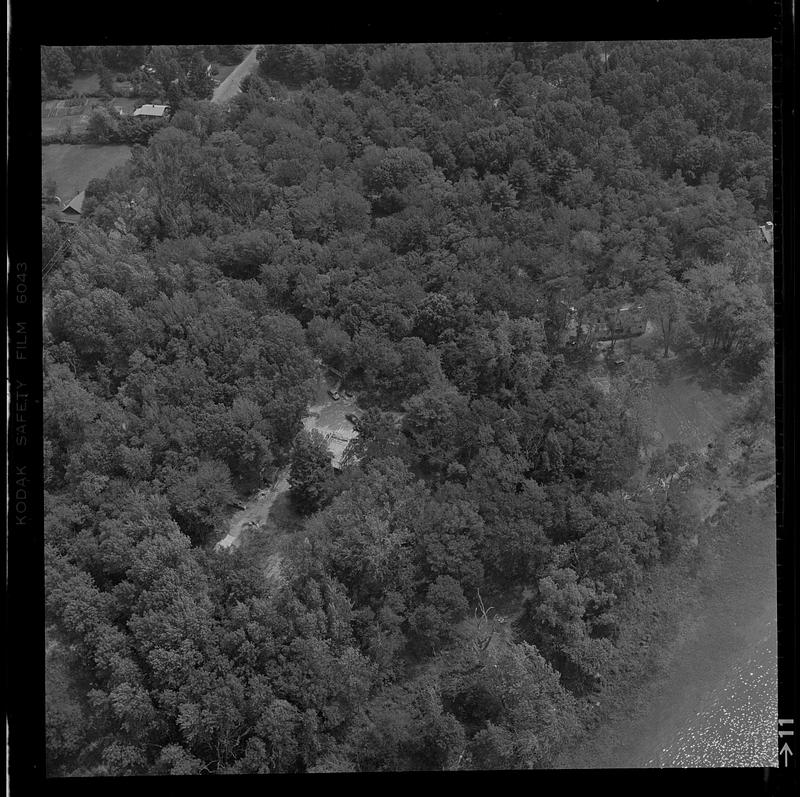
<box><xmin>43</xmin><ymin>40</ymin><xmax>773</xmax><ymax>774</ymax></box>
<box><xmin>41</xmin><ymin>44</ymin><xmax>249</xmax><ymax>99</ymax></box>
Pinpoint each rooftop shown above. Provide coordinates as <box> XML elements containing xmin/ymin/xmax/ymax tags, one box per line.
<box><xmin>133</xmin><ymin>104</ymin><xmax>169</xmax><ymax>117</ymax></box>
<box><xmin>62</xmin><ymin>190</ymin><xmax>85</xmax><ymax>214</ymax></box>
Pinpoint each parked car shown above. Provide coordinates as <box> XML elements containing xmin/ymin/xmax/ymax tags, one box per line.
<box><xmin>328</xmin><ymin>389</ymin><xmax>340</xmax><ymax>401</ymax></box>
<box><xmin>345</xmin><ymin>413</ymin><xmax>359</xmax><ymax>424</ymax></box>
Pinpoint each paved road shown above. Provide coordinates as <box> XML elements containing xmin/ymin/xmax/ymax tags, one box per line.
<box><xmin>212</xmin><ymin>46</ymin><xmax>261</xmax><ymax>105</ymax></box>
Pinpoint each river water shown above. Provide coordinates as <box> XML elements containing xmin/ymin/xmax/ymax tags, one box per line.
<box><xmin>643</xmin><ymin>618</ymin><xmax>777</xmax><ymax>767</ymax></box>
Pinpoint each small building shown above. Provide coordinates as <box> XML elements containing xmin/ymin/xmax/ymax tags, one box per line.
<box><xmin>54</xmin><ymin>213</ymin><xmax>81</xmax><ymax>226</ymax></box>
<box><xmin>48</xmin><ymin>191</ymin><xmax>85</xmax><ymax>225</ymax></box>
<box><xmin>62</xmin><ymin>190</ymin><xmax>85</xmax><ymax>215</ymax></box>
<box><xmin>592</xmin><ymin>304</ymin><xmax>647</xmax><ymax>341</ymax></box>
<box><xmin>759</xmin><ymin>221</ymin><xmax>774</xmax><ymax>246</ymax></box>
<box><xmin>565</xmin><ymin>303</ymin><xmax>647</xmax><ymax>343</ymax></box>
<box><xmin>133</xmin><ymin>104</ymin><xmax>169</xmax><ymax>118</ymax></box>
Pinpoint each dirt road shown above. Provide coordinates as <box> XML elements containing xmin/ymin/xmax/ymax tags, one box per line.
<box><xmin>215</xmin><ymin>467</ymin><xmax>290</xmax><ymax>550</ymax></box>
<box><xmin>215</xmin><ymin>368</ymin><xmax>361</xmax><ymax>552</ymax></box>
<box><xmin>212</xmin><ymin>46</ymin><xmax>260</xmax><ymax>105</ymax></box>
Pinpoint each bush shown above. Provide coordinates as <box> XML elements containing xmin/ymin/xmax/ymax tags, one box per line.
<box><xmin>41</xmin><ymin>130</ymin><xmax>88</xmax><ymax>145</ymax></box>
<box><xmin>87</xmin><ymin>108</ymin><xmax>118</xmax><ymax>143</ymax></box>
<box><xmin>115</xmin><ymin>115</ymin><xmax>166</xmax><ymax>145</ymax></box>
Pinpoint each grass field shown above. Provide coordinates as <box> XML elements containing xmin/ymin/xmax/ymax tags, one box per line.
<box><xmin>42</xmin><ymin>144</ymin><xmax>132</xmax><ymax>204</ymax></box>
<box><xmin>112</xmin><ymin>79</ymin><xmax>134</xmax><ymax>95</ymax></box>
<box><xmin>70</xmin><ymin>71</ymin><xmax>100</xmax><ymax>95</ymax></box>
<box><xmin>644</xmin><ymin>370</ymin><xmax>740</xmax><ymax>453</ymax></box>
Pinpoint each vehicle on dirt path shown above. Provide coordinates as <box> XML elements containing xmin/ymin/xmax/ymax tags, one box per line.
<box><xmin>328</xmin><ymin>389</ymin><xmax>340</xmax><ymax>401</ymax></box>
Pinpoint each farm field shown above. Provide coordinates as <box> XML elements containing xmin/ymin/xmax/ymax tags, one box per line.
<box><xmin>42</xmin><ymin>97</ymin><xmax>143</xmax><ymax>136</ymax></box>
<box><xmin>42</xmin><ymin>144</ymin><xmax>132</xmax><ymax>204</ymax></box>
<box><xmin>41</xmin><ymin>98</ymin><xmax>95</xmax><ymax>136</ymax></box>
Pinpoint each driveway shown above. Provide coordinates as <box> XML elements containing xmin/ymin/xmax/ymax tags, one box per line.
<box><xmin>215</xmin><ymin>373</ymin><xmax>362</xmax><ymax>550</ymax></box>
<box><xmin>212</xmin><ymin>46</ymin><xmax>261</xmax><ymax>105</ymax></box>
<box><xmin>215</xmin><ymin>467</ymin><xmax>290</xmax><ymax>550</ymax></box>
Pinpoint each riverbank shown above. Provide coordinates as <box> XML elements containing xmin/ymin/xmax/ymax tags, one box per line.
<box><xmin>552</xmin><ymin>366</ymin><xmax>777</xmax><ymax>769</ymax></box>
<box><xmin>558</xmin><ymin>482</ymin><xmax>776</xmax><ymax>769</ymax></box>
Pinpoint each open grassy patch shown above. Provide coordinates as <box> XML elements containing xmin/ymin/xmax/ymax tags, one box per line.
<box><xmin>42</xmin><ymin>144</ymin><xmax>132</xmax><ymax>203</ymax></box>
<box><xmin>212</xmin><ymin>63</ymin><xmax>238</xmax><ymax>84</ymax></box>
<box><xmin>70</xmin><ymin>71</ymin><xmax>101</xmax><ymax>95</ymax></box>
